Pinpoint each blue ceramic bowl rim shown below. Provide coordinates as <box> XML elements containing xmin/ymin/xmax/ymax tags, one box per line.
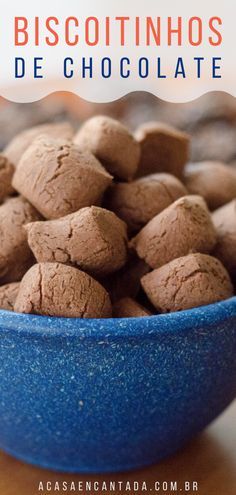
<box><xmin>0</xmin><ymin>296</ymin><xmax>236</xmax><ymax>340</ymax></box>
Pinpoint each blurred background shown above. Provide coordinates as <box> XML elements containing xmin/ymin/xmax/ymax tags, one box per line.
<box><xmin>1</xmin><ymin>91</ymin><xmax>236</xmax><ymax>165</ymax></box>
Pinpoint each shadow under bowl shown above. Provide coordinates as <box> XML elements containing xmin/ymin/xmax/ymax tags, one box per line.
<box><xmin>0</xmin><ymin>297</ymin><xmax>236</xmax><ymax>473</ymax></box>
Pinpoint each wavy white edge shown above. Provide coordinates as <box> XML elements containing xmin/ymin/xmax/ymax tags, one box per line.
<box><xmin>0</xmin><ymin>88</ymin><xmax>235</xmax><ymax>104</ymax></box>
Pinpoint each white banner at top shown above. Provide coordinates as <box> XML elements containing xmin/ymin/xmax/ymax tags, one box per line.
<box><xmin>0</xmin><ymin>0</ymin><xmax>234</xmax><ymax>103</ymax></box>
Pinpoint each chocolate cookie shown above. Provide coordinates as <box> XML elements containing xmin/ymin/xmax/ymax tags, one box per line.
<box><xmin>131</xmin><ymin>195</ymin><xmax>217</xmax><ymax>269</ymax></box>
<box><xmin>26</xmin><ymin>206</ymin><xmax>128</xmax><ymax>277</ymax></box>
<box><xmin>107</xmin><ymin>173</ymin><xmax>187</xmax><ymax>231</ymax></box>
<box><xmin>74</xmin><ymin>116</ymin><xmax>140</xmax><ymax>180</ymax></box>
<box><xmin>141</xmin><ymin>253</ymin><xmax>233</xmax><ymax>312</ymax></box>
<box><xmin>14</xmin><ymin>263</ymin><xmax>112</xmax><ymax>318</ymax></box>
<box><xmin>184</xmin><ymin>161</ymin><xmax>236</xmax><ymax>210</ymax></box>
<box><xmin>4</xmin><ymin>122</ymin><xmax>74</xmax><ymax>167</ymax></box>
<box><xmin>135</xmin><ymin>122</ymin><xmax>189</xmax><ymax>178</ymax></box>
<box><xmin>0</xmin><ymin>196</ymin><xmax>41</xmax><ymax>284</ymax></box>
<box><xmin>13</xmin><ymin>137</ymin><xmax>112</xmax><ymax>219</ymax></box>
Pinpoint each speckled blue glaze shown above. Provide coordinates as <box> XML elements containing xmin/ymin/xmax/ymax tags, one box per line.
<box><xmin>0</xmin><ymin>297</ymin><xmax>235</xmax><ymax>473</ymax></box>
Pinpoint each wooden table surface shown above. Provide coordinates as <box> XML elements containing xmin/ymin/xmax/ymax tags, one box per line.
<box><xmin>0</xmin><ymin>401</ymin><xmax>235</xmax><ymax>495</ymax></box>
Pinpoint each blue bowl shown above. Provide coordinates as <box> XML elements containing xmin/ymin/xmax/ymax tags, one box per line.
<box><xmin>0</xmin><ymin>297</ymin><xmax>235</xmax><ymax>473</ymax></box>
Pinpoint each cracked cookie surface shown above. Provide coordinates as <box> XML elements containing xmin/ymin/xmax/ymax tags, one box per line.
<box><xmin>0</xmin><ymin>154</ymin><xmax>15</xmax><ymax>202</ymax></box>
<box><xmin>212</xmin><ymin>200</ymin><xmax>236</xmax><ymax>277</ymax></box>
<box><xmin>26</xmin><ymin>206</ymin><xmax>128</xmax><ymax>277</ymax></box>
<box><xmin>107</xmin><ymin>173</ymin><xmax>187</xmax><ymax>231</ymax></box>
<box><xmin>141</xmin><ymin>253</ymin><xmax>234</xmax><ymax>312</ymax></box>
<box><xmin>0</xmin><ymin>196</ymin><xmax>41</xmax><ymax>284</ymax></box>
<box><xmin>12</xmin><ymin>137</ymin><xmax>113</xmax><ymax>219</ymax></box>
<box><xmin>14</xmin><ymin>262</ymin><xmax>112</xmax><ymax>318</ymax></box>
<box><xmin>74</xmin><ymin>116</ymin><xmax>140</xmax><ymax>180</ymax></box>
<box><xmin>4</xmin><ymin>122</ymin><xmax>74</xmax><ymax>167</ymax></box>
<box><xmin>131</xmin><ymin>195</ymin><xmax>217</xmax><ymax>269</ymax></box>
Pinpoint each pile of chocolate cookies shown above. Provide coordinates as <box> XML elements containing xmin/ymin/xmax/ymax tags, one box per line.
<box><xmin>0</xmin><ymin>116</ymin><xmax>235</xmax><ymax>318</ymax></box>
